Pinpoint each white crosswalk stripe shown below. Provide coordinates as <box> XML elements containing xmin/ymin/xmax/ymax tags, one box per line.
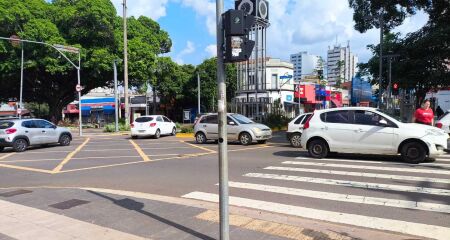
<box><xmin>182</xmin><ymin>192</ymin><xmax>450</xmax><ymax>240</ymax></box>
<box><xmin>182</xmin><ymin>154</ymin><xmax>450</xmax><ymax>239</ymax></box>
<box><xmin>265</xmin><ymin>166</ymin><xmax>450</xmax><ymax>184</ymax></box>
<box><xmin>228</xmin><ymin>181</ymin><xmax>450</xmax><ymax>214</ymax></box>
<box><xmin>283</xmin><ymin>161</ymin><xmax>450</xmax><ymax>175</ymax></box>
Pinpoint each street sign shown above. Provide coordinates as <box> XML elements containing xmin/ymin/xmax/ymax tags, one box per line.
<box><xmin>53</xmin><ymin>44</ymin><xmax>80</xmax><ymax>54</ymax></box>
<box><xmin>280</xmin><ymin>74</ymin><xmax>293</xmax><ymax>80</ymax></box>
<box><xmin>10</xmin><ymin>35</ymin><xmax>20</xmax><ymax>47</ymax></box>
<box><xmin>76</xmin><ymin>84</ymin><xmax>82</xmax><ymax>92</ymax></box>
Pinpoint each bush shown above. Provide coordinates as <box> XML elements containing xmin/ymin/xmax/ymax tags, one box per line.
<box><xmin>175</xmin><ymin>122</ymin><xmax>182</xmax><ymax>129</ymax></box>
<box><xmin>263</xmin><ymin>113</ymin><xmax>291</xmax><ymax>130</ymax></box>
<box><xmin>180</xmin><ymin>125</ymin><xmax>194</xmax><ymax>133</ymax></box>
<box><xmin>103</xmin><ymin>122</ymin><xmax>130</xmax><ymax>132</ymax></box>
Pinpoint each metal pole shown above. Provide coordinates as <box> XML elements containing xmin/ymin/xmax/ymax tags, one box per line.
<box><xmin>388</xmin><ymin>58</ymin><xmax>392</xmax><ymax>111</ymax></box>
<box><xmin>114</xmin><ymin>60</ymin><xmax>119</xmax><ymax>132</ymax></box>
<box><xmin>19</xmin><ymin>44</ymin><xmax>24</xmax><ymax>119</ymax></box>
<box><xmin>198</xmin><ymin>72</ymin><xmax>201</xmax><ymax>115</ymax></box>
<box><xmin>378</xmin><ymin>13</ymin><xmax>383</xmax><ymax>109</ymax></box>
<box><xmin>78</xmin><ymin>53</ymin><xmax>82</xmax><ymax>137</ymax></box>
<box><xmin>215</xmin><ymin>0</ymin><xmax>229</xmax><ymax>239</ymax></box>
<box><xmin>255</xmin><ymin>24</ymin><xmax>259</xmax><ymax>121</ymax></box>
<box><xmin>123</xmin><ymin>0</ymin><xmax>130</xmax><ymax>126</ymax></box>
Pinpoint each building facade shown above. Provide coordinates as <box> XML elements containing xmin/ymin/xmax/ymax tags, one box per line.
<box><xmin>327</xmin><ymin>44</ymin><xmax>358</xmax><ymax>86</ymax></box>
<box><xmin>290</xmin><ymin>51</ymin><xmax>322</xmax><ymax>82</ymax></box>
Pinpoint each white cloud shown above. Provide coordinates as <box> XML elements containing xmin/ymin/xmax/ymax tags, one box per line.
<box><xmin>205</xmin><ymin>44</ymin><xmax>217</xmax><ymax>57</ymax></box>
<box><xmin>111</xmin><ymin>0</ymin><xmax>169</xmax><ymax>20</ymax></box>
<box><xmin>175</xmin><ymin>41</ymin><xmax>196</xmax><ymax>64</ymax></box>
<box><xmin>178</xmin><ymin>0</ymin><xmax>217</xmax><ymax>36</ymax></box>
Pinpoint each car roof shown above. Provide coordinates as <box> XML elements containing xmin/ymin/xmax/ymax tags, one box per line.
<box><xmin>313</xmin><ymin>107</ymin><xmax>377</xmax><ymax>114</ymax></box>
<box><xmin>0</xmin><ymin>118</ymin><xmax>44</xmax><ymax>122</ymax></box>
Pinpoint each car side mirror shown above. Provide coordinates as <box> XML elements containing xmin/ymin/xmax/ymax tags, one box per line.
<box><xmin>228</xmin><ymin>121</ymin><xmax>236</xmax><ymax>125</ymax></box>
<box><xmin>379</xmin><ymin>119</ymin><xmax>388</xmax><ymax>126</ymax></box>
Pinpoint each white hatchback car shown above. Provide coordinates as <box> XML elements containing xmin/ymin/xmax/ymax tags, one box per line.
<box><xmin>436</xmin><ymin>110</ymin><xmax>450</xmax><ymax>134</ymax></box>
<box><xmin>286</xmin><ymin>113</ymin><xmax>313</xmax><ymax>148</ymax></box>
<box><xmin>131</xmin><ymin>115</ymin><xmax>176</xmax><ymax>139</ymax></box>
<box><xmin>300</xmin><ymin>107</ymin><xmax>449</xmax><ymax>163</ymax></box>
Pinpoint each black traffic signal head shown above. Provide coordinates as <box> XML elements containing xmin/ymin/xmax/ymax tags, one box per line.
<box><xmin>223</xmin><ymin>9</ymin><xmax>255</xmax><ymax>36</ymax></box>
<box><xmin>392</xmin><ymin>83</ymin><xmax>399</xmax><ymax>96</ymax></box>
<box><xmin>224</xmin><ymin>35</ymin><xmax>255</xmax><ymax>63</ymax></box>
<box><xmin>222</xmin><ymin>9</ymin><xmax>256</xmax><ymax>63</ymax></box>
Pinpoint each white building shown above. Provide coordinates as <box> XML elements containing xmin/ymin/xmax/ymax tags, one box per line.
<box><xmin>235</xmin><ymin>58</ymin><xmax>297</xmax><ymax>117</ymax></box>
<box><xmin>327</xmin><ymin>43</ymin><xmax>358</xmax><ymax>86</ymax></box>
<box><xmin>290</xmin><ymin>51</ymin><xmax>322</xmax><ymax>82</ymax></box>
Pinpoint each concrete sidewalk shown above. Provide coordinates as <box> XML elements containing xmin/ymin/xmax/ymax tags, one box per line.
<box><xmin>0</xmin><ymin>187</ymin><xmax>414</xmax><ymax>240</ymax></box>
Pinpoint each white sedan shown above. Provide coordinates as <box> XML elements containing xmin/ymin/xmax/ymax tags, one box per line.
<box><xmin>131</xmin><ymin>115</ymin><xmax>177</xmax><ymax>139</ymax></box>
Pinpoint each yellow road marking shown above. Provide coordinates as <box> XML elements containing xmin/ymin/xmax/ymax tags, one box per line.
<box><xmin>181</xmin><ymin>141</ymin><xmax>217</xmax><ymax>153</ymax></box>
<box><xmin>129</xmin><ymin>140</ymin><xmax>151</xmax><ymax>162</ymax></box>
<box><xmin>0</xmin><ymin>153</ymin><xmax>15</xmax><ymax>160</ymax></box>
<box><xmin>0</xmin><ymin>163</ymin><xmax>53</xmax><ymax>174</ymax></box>
<box><xmin>228</xmin><ymin>145</ymin><xmax>272</xmax><ymax>152</ymax></box>
<box><xmin>52</xmin><ymin>138</ymin><xmax>90</xmax><ymax>173</ymax></box>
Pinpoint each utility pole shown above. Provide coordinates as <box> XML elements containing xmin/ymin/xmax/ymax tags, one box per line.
<box><xmin>114</xmin><ymin>60</ymin><xmax>119</xmax><ymax>132</ymax></box>
<box><xmin>123</xmin><ymin>0</ymin><xmax>130</xmax><ymax>125</ymax></box>
<box><xmin>215</xmin><ymin>0</ymin><xmax>229</xmax><ymax>239</ymax></box>
<box><xmin>19</xmin><ymin>43</ymin><xmax>24</xmax><ymax>119</ymax></box>
<box><xmin>197</xmin><ymin>72</ymin><xmax>201</xmax><ymax>115</ymax></box>
<box><xmin>378</xmin><ymin>12</ymin><xmax>384</xmax><ymax>109</ymax></box>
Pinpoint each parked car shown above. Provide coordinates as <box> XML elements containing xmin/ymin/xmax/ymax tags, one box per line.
<box><xmin>0</xmin><ymin>119</ymin><xmax>72</xmax><ymax>152</ymax></box>
<box><xmin>194</xmin><ymin>113</ymin><xmax>272</xmax><ymax>145</ymax></box>
<box><xmin>286</xmin><ymin>113</ymin><xmax>313</xmax><ymax>148</ymax></box>
<box><xmin>436</xmin><ymin>110</ymin><xmax>450</xmax><ymax>134</ymax></box>
<box><xmin>300</xmin><ymin>107</ymin><xmax>449</xmax><ymax>164</ymax></box>
<box><xmin>130</xmin><ymin>115</ymin><xmax>177</xmax><ymax>139</ymax></box>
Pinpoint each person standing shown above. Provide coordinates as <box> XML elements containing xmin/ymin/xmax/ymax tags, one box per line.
<box><xmin>413</xmin><ymin>100</ymin><xmax>434</xmax><ymax>125</ymax></box>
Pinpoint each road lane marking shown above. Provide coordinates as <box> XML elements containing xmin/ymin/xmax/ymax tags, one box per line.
<box><xmin>129</xmin><ymin>140</ymin><xmax>151</xmax><ymax>162</ymax></box>
<box><xmin>228</xmin><ymin>181</ymin><xmax>450</xmax><ymax>214</ymax></box>
<box><xmin>182</xmin><ymin>192</ymin><xmax>450</xmax><ymax>240</ymax></box>
<box><xmin>52</xmin><ymin>138</ymin><xmax>90</xmax><ymax>173</ymax></box>
<box><xmin>181</xmin><ymin>141</ymin><xmax>217</xmax><ymax>153</ymax></box>
<box><xmin>228</xmin><ymin>145</ymin><xmax>272</xmax><ymax>152</ymax></box>
<box><xmin>0</xmin><ymin>199</ymin><xmax>147</xmax><ymax>240</ymax></box>
<box><xmin>0</xmin><ymin>163</ymin><xmax>53</xmax><ymax>174</ymax></box>
<box><xmin>244</xmin><ymin>173</ymin><xmax>450</xmax><ymax>196</ymax></box>
<box><xmin>294</xmin><ymin>157</ymin><xmax>450</xmax><ymax>167</ymax></box>
<box><xmin>283</xmin><ymin>161</ymin><xmax>450</xmax><ymax>175</ymax></box>
<box><xmin>265</xmin><ymin>166</ymin><xmax>450</xmax><ymax>184</ymax></box>
<box><xmin>0</xmin><ymin>153</ymin><xmax>15</xmax><ymax>160</ymax></box>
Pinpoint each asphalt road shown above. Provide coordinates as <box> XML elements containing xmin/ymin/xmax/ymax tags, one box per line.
<box><xmin>0</xmin><ymin>131</ymin><xmax>449</xmax><ymax>240</ymax></box>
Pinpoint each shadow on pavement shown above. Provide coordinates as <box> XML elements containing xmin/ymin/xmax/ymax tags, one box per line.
<box><xmin>88</xmin><ymin>191</ymin><xmax>215</xmax><ymax>240</ymax></box>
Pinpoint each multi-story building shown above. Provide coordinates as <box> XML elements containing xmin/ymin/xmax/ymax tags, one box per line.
<box><xmin>327</xmin><ymin>43</ymin><xmax>358</xmax><ymax>86</ymax></box>
<box><xmin>290</xmin><ymin>51</ymin><xmax>322</xmax><ymax>82</ymax></box>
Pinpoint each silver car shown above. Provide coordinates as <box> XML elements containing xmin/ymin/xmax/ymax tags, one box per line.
<box><xmin>194</xmin><ymin>113</ymin><xmax>272</xmax><ymax>145</ymax></box>
<box><xmin>0</xmin><ymin>118</ymin><xmax>72</xmax><ymax>152</ymax></box>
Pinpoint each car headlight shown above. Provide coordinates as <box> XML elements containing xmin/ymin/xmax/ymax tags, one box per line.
<box><xmin>252</xmin><ymin>128</ymin><xmax>262</xmax><ymax>134</ymax></box>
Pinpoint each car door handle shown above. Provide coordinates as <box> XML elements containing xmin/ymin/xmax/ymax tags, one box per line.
<box><xmin>320</xmin><ymin>126</ymin><xmax>328</xmax><ymax>130</ymax></box>
<box><xmin>355</xmin><ymin>129</ymin><xmax>363</xmax><ymax>133</ymax></box>
<box><xmin>42</xmin><ymin>130</ymin><xmax>46</xmax><ymax>133</ymax></box>
<box><xmin>25</xmin><ymin>131</ymin><xmax>29</xmax><ymax>133</ymax></box>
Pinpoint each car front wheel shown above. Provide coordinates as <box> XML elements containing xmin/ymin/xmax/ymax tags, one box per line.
<box><xmin>401</xmin><ymin>142</ymin><xmax>426</xmax><ymax>164</ymax></box>
<box><xmin>308</xmin><ymin>139</ymin><xmax>328</xmax><ymax>158</ymax></box>
<box><xmin>290</xmin><ymin>133</ymin><xmax>302</xmax><ymax>148</ymax></box>
<box><xmin>13</xmin><ymin>139</ymin><xmax>28</xmax><ymax>152</ymax></box>
<box><xmin>239</xmin><ymin>132</ymin><xmax>252</xmax><ymax>146</ymax></box>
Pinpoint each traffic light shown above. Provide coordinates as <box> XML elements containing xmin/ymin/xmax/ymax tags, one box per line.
<box><xmin>222</xmin><ymin>9</ymin><xmax>256</xmax><ymax>63</ymax></box>
<box><xmin>392</xmin><ymin>83</ymin><xmax>399</xmax><ymax>96</ymax></box>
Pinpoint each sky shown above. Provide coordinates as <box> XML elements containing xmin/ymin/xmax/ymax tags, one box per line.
<box><xmin>111</xmin><ymin>0</ymin><xmax>429</xmax><ymax>66</ymax></box>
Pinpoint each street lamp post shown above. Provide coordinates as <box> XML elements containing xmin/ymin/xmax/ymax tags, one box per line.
<box><xmin>197</xmin><ymin>72</ymin><xmax>201</xmax><ymax>115</ymax></box>
<box><xmin>378</xmin><ymin>14</ymin><xmax>384</xmax><ymax>109</ymax></box>
<box><xmin>123</xmin><ymin>0</ymin><xmax>130</xmax><ymax>126</ymax></box>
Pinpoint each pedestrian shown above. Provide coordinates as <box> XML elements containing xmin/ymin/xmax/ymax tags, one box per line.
<box><xmin>436</xmin><ymin>105</ymin><xmax>444</xmax><ymax>118</ymax></box>
<box><xmin>413</xmin><ymin>99</ymin><xmax>434</xmax><ymax>126</ymax></box>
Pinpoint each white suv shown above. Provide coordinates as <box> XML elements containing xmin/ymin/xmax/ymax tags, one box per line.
<box><xmin>300</xmin><ymin>107</ymin><xmax>449</xmax><ymax>163</ymax></box>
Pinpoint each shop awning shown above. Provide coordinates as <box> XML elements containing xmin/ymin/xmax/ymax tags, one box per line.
<box><xmin>103</xmin><ymin>105</ymin><xmax>115</xmax><ymax>115</ymax></box>
<box><xmin>81</xmin><ymin>106</ymin><xmax>91</xmax><ymax>116</ymax></box>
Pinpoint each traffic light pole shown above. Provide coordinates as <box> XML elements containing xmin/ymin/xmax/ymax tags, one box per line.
<box><xmin>216</xmin><ymin>0</ymin><xmax>229</xmax><ymax>239</ymax></box>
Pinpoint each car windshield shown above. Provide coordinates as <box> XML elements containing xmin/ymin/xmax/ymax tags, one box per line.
<box><xmin>0</xmin><ymin>121</ymin><xmax>14</xmax><ymax>129</ymax></box>
<box><xmin>231</xmin><ymin>114</ymin><xmax>254</xmax><ymax>124</ymax></box>
<box><xmin>375</xmin><ymin>109</ymin><xmax>406</xmax><ymax>123</ymax></box>
<box><xmin>135</xmin><ymin>117</ymin><xmax>154</xmax><ymax>123</ymax></box>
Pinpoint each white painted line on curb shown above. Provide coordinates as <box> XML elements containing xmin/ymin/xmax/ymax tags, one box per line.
<box><xmin>244</xmin><ymin>173</ymin><xmax>450</xmax><ymax>196</ymax></box>
<box><xmin>295</xmin><ymin>157</ymin><xmax>450</xmax><ymax>167</ymax></box>
<box><xmin>265</xmin><ymin>166</ymin><xmax>450</xmax><ymax>184</ymax></box>
<box><xmin>182</xmin><ymin>192</ymin><xmax>450</xmax><ymax>240</ymax></box>
<box><xmin>283</xmin><ymin>161</ymin><xmax>450</xmax><ymax>175</ymax></box>
<box><xmin>228</xmin><ymin>181</ymin><xmax>450</xmax><ymax>214</ymax></box>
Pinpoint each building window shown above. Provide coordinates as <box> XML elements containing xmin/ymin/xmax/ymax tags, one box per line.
<box><xmin>271</xmin><ymin>74</ymin><xmax>278</xmax><ymax>89</ymax></box>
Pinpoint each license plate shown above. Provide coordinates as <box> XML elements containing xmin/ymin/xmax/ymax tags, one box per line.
<box><xmin>139</xmin><ymin>130</ymin><xmax>145</xmax><ymax>133</ymax></box>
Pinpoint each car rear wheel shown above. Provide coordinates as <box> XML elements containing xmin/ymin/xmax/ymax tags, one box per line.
<box><xmin>239</xmin><ymin>132</ymin><xmax>252</xmax><ymax>146</ymax></box>
<box><xmin>195</xmin><ymin>132</ymin><xmax>207</xmax><ymax>144</ymax></box>
<box><xmin>154</xmin><ymin>129</ymin><xmax>161</xmax><ymax>139</ymax></box>
<box><xmin>13</xmin><ymin>139</ymin><xmax>28</xmax><ymax>152</ymax></box>
<box><xmin>290</xmin><ymin>133</ymin><xmax>302</xmax><ymax>148</ymax></box>
<box><xmin>308</xmin><ymin>139</ymin><xmax>328</xmax><ymax>158</ymax></box>
<box><xmin>59</xmin><ymin>134</ymin><xmax>71</xmax><ymax>146</ymax></box>
<box><xmin>401</xmin><ymin>142</ymin><xmax>426</xmax><ymax>164</ymax></box>
<box><xmin>131</xmin><ymin>135</ymin><xmax>138</xmax><ymax>139</ymax></box>
<box><xmin>0</xmin><ymin>146</ymin><xmax>4</xmax><ymax>152</ymax></box>
<box><xmin>171</xmin><ymin>127</ymin><xmax>177</xmax><ymax>136</ymax></box>
<box><xmin>257</xmin><ymin>140</ymin><xmax>267</xmax><ymax>144</ymax></box>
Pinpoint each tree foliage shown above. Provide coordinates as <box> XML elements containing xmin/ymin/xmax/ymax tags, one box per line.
<box><xmin>350</xmin><ymin>0</ymin><xmax>450</xmax><ymax>105</ymax></box>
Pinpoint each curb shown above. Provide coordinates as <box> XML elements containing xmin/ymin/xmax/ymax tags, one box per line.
<box><xmin>176</xmin><ymin>133</ymin><xmax>194</xmax><ymax>138</ymax></box>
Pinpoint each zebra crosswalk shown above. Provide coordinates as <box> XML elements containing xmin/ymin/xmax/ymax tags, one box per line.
<box><xmin>182</xmin><ymin>153</ymin><xmax>450</xmax><ymax>240</ymax></box>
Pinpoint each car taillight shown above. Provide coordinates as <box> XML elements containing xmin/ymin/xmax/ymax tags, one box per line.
<box><xmin>5</xmin><ymin>128</ymin><xmax>17</xmax><ymax>134</ymax></box>
<box><xmin>303</xmin><ymin>114</ymin><xmax>313</xmax><ymax>130</ymax></box>
<box><xmin>130</xmin><ymin>123</ymin><xmax>135</xmax><ymax>128</ymax></box>
<box><xmin>436</xmin><ymin>123</ymin><xmax>443</xmax><ymax>129</ymax></box>
<box><xmin>150</xmin><ymin>123</ymin><xmax>156</xmax><ymax>127</ymax></box>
